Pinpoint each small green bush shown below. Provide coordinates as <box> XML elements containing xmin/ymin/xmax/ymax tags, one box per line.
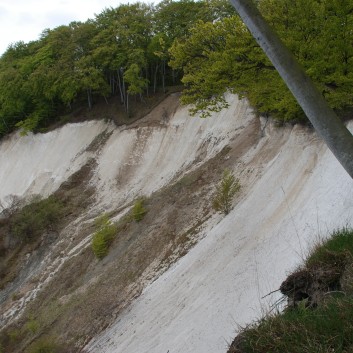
<box><xmin>132</xmin><ymin>198</ymin><xmax>147</xmax><ymax>222</ymax></box>
<box><xmin>27</xmin><ymin>336</ymin><xmax>58</xmax><ymax>353</ymax></box>
<box><xmin>25</xmin><ymin>318</ymin><xmax>40</xmax><ymax>334</ymax></box>
<box><xmin>212</xmin><ymin>169</ymin><xmax>240</xmax><ymax>215</ymax></box>
<box><xmin>91</xmin><ymin>214</ymin><xmax>117</xmax><ymax>259</ymax></box>
<box><xmin>11</xmin><ymin>196</ymin><xmax>65</xmax><ymax>242</ymax></box>
<box><xmin>7</xmin><ymin>329</ymin><xmax>20</xmax><ymax>344</ymax></box>
<box><xmin>92</xmin><ymin>231</ymin><xmax>109</xmax><ymax>259</ymax></box>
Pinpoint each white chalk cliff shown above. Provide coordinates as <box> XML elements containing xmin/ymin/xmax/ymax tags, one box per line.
<box><xmin>1</xmin><ymin>93</ymin><xmax>352</xmax><ymax>352</ymax></box>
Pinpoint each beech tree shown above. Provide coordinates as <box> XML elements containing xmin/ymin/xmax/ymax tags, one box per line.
<box><xmin>0</xmin><ymin>0</ymin><xmax>236</xmax><ymax>136</ymax></box>
<box><xmin>3</xmin><ymin>0</ymin><xmax>353</xmax><ymax>154</ymax></box>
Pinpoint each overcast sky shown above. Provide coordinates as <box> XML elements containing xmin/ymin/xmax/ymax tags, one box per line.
<box><xmin>0</xmin><ymin>0</ymin><xmax>152</xmax><ymax>56</ymax></box>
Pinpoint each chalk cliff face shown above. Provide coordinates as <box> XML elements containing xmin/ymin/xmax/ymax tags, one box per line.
<box><xmin>0</xmin><ymin>94</ymin><xmax>250</xmax><ymax>210</ymax></box>
<box><xmin>0</xmin><ymin>120</ymin><xmax>107</xmax><ymax>208</ymax></box>
<box><xmin>1</xmin><ymin>93</ymin><xmax>353</xmax><ymax>353</ymax></box>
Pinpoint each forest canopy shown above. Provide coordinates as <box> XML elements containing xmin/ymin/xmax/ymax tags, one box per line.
<box><xmin>0</xmin><ymin>0</ymin><xmax>234</xmax><ymax>136</ymax></box>
<box><xmin>170</xmin><ymin>0</ymin><xmax>353</xmax><ymax>121</ymax></box>
<box><xmin>0</xmin><ymin>0</ymin><xmax>353</xmax><ymax>137</ymax></box>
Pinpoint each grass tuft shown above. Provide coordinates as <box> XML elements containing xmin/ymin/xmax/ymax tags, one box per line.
<box><xmin>132</xmin><ymin>198</ymin><xmax>147</xmax><ymax>222</ymax></box>
<box><xmin>306</xmin><ymin>227</ymin><xmax>353</xmax><ymax>268</ymax></box>
<box><xmin>91</xmin><ymin>214</ymin><xmax>117</xmax><ymax>260</ymax></box>
<box><xmin>228</xmin><ymin>228</ymin><xmax>353</xmax><ymax>353</ymax></box>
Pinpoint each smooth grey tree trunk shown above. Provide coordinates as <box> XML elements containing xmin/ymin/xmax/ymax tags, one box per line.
<box><xmin>117</xmin><ymin>69</ymin><xmax>124</xmax><ymax>104</ymax></box>
<box><xmin>230</xmin><ymin>0</ymin><xmax>353</xmax><ymax>179</ymax></box>
<box><xmin>87</xmin><ymin>88</ymin><xmax>92</xmax><ymax>110</ymax></box>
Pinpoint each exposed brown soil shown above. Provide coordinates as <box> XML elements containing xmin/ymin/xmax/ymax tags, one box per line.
<box><xmin>0</xmin><ymin>160</ymin><xmax>97</xmax><ymax>352</ymax></box>
<box><xmin>280</xmin><ymin>250</ymin><xmax>351</xmax><ymax>308</ymax></box>
<box><xmin>0</xmin><ymin>90</ymin><xmax>266</xmax><ymax>353</ymax></box>
<box><xmin>0</xmin><ymin>160</ymin><xmax>96</xmax><ymax>295</ymax></box>
<box><xmin>42</xmin><ymin>87</ymin><xmax>182</xmax><ymax>133</ymax></box>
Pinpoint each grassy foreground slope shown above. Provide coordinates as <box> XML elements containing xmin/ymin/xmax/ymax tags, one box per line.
<box><xmin>228</xmin><ymin>228</ymin><xmax>353</xmax><ymax>353</ymax></box>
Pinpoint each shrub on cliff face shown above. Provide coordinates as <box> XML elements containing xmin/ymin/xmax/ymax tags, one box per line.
<box><xmin>212</xmin><ymin>169</ymin><xmax>240</xmax><ymax>215</ymax></box>
<box><xmin>91</xmin><ymin>214</ymin><xmax>117</xmax><ymax>260</ymax></box>
<box><xmin>10</xmin><ymin>196</ymin><xmax>65</xmax><ymax>242</ymax></box>
<box><xmin>132</xmin><ymin>198</ymin><xmax>147</xmax><ymax>222</ymax></box>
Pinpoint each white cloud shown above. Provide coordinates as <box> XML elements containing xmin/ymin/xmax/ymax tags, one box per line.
<box><xmin>0</xmin><ymin>0</ymin><xmax>143</xmax><ymax>55</ymax></box>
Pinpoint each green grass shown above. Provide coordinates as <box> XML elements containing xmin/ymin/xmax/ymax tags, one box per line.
<box><xmin>27</xmin><ymin>336</ymin><xmax>59</xmax><ymax>353</ymax></box>
<box><xmin>306</xmin><ymin>227</ymin><xmax>353</xmax><ymax>268</ymax></box>
<box><xmin>132</xmin><ymin>198</ymin><xmax>147</xmax><ymax>222</ymax></box>
<box><xmin>91</xmin><ymin>198</ymin><xmax>149</xmax><ymax>259</ymax></box>
<box><xmin>25</xmin><ymin>317</ymin><xmax>40</xmax><ymax>334</ymax></box>
<box><xmin>228</xmin><ymin>228</ymin><xmax>353</xmax><ymax>353</ymax></box>
<box><xmin>91</xmin><ymin>214</ymin><xmax>117</xmax><ymax>260</ymax></box>
<box><xmin>237</xmin><ymin>297</ymin><xmax>353</xmax><ymax>353</ymax></box>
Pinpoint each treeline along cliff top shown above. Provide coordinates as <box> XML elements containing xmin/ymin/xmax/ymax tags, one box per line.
<box><xmin>0</xmin><ymin>0</ymin><xmax>353</xmax><ymax>137</ymax></box>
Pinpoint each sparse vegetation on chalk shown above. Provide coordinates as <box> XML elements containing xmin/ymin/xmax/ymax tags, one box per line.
<box><xmin>27</xmin><ymin>336</ymin><xmax>59</xmax><ymax>353</ymax></box>
<box><xmin>212</xmin><ymin>169</ymin><xmax>240</xmax><ymax>215</ymax></box>
<box><xmin>91</xmin><ymin>214</ymin><xmax>117</xmax><ymax>259</ymax></box>
<box><xmin>10</xmin><ymin>195</ymin><xmax>65</xmax><ymax>242</ymax></box>
<box><xmin>132</xmin><ymin>198</ymin><xmax>148</xmax><ymax>222</ymax></box>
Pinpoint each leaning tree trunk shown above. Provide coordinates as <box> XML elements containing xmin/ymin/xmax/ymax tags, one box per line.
<box><xmin>126</xmin><ymin>92</ymin><xmax>129</xmax><ymax>115</ymax></box>
<box><xmin>87</xmin><ymin>88</ymin><xmax>92</xmax><ymax>110</ymax></box>
<box><xmin>117</xmin><ymin>69</ymin><xmax>125</xmax><ymax>105</ymax></box>
<box><xmin>162</xmin><ymin>59</ymin><xmax>166</xmax><ymax>94</ymax></box>
<box><xmin>154</xmin><ymin>63</ymin><xmax>159</xmax><ymax>94</ymax></box>
<box><xmin>230</xmin><ymin>0</ymin><xmax>353</xmax><ymax>179</ymax></box>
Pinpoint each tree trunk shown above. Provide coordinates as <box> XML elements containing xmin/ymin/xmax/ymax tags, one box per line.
<box><xmin>87</xmin><ymin>88</ymin><xmax>92</xmax><ymax>110</ymax></box>
<box><xmin>122</xmin><ymin>73</ymin><xmax>126</xmax><ymax>110</ymax></box>
<box><xmin>117</xmin><ymin>69</ymin><xmax>125</xmax><ymax>105</ymax></box>
<box><xmin>126</xmin><ymin>93</ymin><xmax>129</xmax><ymax>115</ymax></box>
<box><xmin>230</xmin><ymin>0</ymin><xmax>353</xmax><ymax>179</ymax></box>
<box><xmin>1</xmin><ymin>116</ymin><xmax>9</xmax><ymax>131</ymax></box>
<box><xmin>162</xmin><ymin>60</ymin><xmax>166</xmax><ymax>94</ymax></box>
<box><xmin>154</xmin><ymin>63</ymin><xmax>159</xmax><ymax>94</ymax></box>
<box><xmin>110</xmin><ymin>73</ymin><xmax>114</xmax><ymax>95</ymax></box>
<box><xmin>145</xmin><ymin>65</ymin><xmax>149</xmax><ymax>97</ymax></box>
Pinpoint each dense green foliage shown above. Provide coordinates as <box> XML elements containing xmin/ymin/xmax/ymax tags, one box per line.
<box><xmin>91</xmin><ymin>214</ymin><xmax>117</xmax><ymax>259</ymax></box>
<box><xmin>0</xmin><ymin>0</ymin><xmax>233</xmax><ymax>137</ymax></box>
<box><xmin>10</xmin><ymin>196</ymin><xmax>65</xmax><ymax>242</ymax></box>
<box><xmin>212</xmin><ymin>169</ymin><xmax>240</xmax><ymax>215</ymax></box>
<box><xmin>1</xmin><ymin>0</ymin><xmax>353</xmax><ymax>135</ymax></box>
<box><xmin>132</xmin><ymin>198</ymin><xmax>148</xmax><ymax>222</ymax></box>
<box><xmin>170</xmin><ymin>0</ymin><xmax>353</xmax><ymax>121</ymax></box>
<box><xmin>229</xmin><ymin>228</ymin><xmax>353</xmax><ymax>353</ymax></box>
<box><xmin>235</xmin><ymin>296</ymin><xmax>353</xmax><ymax>352</ymax></box>
<box><xmin>306</xmin><ymin>227</ymin><xmax>353</xmax><ymax>267</ymax></box>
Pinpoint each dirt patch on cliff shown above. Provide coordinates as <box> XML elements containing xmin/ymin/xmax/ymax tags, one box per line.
<box><xmin>0</xmin><ymin>93</ymin><xmax>265</xmax><ymax>353</ymax></box>
<box><xmin>0</xmin><ymin>128</ymin><xmax>262</xmax><ymax>353</ymax></box>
